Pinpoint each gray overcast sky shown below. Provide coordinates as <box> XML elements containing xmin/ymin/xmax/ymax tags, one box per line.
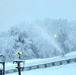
<box><xmin>0</xmin><ymin>0</ymin><xmax>76</xmax><ymax>32</ymax></box>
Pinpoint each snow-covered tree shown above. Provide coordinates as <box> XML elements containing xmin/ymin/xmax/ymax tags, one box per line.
<box><xmin>0</xmin><ymin>19</ymin><xmax>76</xmax><ymax>61</ymax></box>
<box><xmin>0</xmin><ymin>27</ymin><xmax>38</xmax><ymax>61</ymax></box>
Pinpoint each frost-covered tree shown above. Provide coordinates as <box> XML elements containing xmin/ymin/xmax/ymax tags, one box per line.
<box><xmin>0</xmin><ymin>27</ymin><xmax>38</xmax><ymax>61</ymax></box>
<box><xmin>0</xmin><ymin>19</ymin><xmax>76</xmax><ymax>61</ymax></box>
<box><xmin>65</xmin><ymin>21</ymin><xmax>76</xmax><ymax>52</ymax></box>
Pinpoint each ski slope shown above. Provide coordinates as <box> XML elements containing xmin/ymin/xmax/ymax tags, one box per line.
<box><xmin>6</xmin><ymin>63</ymin><xmax>76</xmax><ymax>75</ymax></box>
<box><xmin>1</xmin><ymin>51</ymin><xmax>76</xmax><ymax>75</ymax></box>
<box><xmin>5</xmin><ymin>51</ymin><xmax>76</xmax><ymax>70</ymax></box>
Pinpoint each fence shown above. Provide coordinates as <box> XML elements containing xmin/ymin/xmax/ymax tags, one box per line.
<box><xmin>5</xmin><ymin>57</ymin><xmax>76</xmax><ymax>74</ymax></box>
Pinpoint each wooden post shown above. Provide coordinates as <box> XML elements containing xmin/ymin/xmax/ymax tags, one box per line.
<box><xmin>0</xmin><ymin>62</ymin><xmax>5</xmax><ymax>75</ymax></box>
<box><xmin>45</xmin><ymin>64</ymin><xmax>47</xmax><ymax>68</ymax></box>
<box><xmin>0</xmin><ymin>55</ymin><xmax>5</xmax><ymax>75</ymax></box>
<box><xmin>60</xmin><ymin>61</ymin><xmax>62</xmax><ymax>65</ymax></box>
<box><xmin>3</xmin><ymin>62</ymin><xmax>5</xmax><ymax>75</ymax></box>
<box><xmin>52</xmin><ymin>63</ymin><xmax>55</xmax><ymax>66</ymax></box>
<box><xmin>17</xmin><ymin>62</ymin><xmax>21</xmax><ymax>75</ymax></box>
<box><xmin>13</xmin><ymin>60</ymin><xmax>24</xmax><ymax>75</ymax></box>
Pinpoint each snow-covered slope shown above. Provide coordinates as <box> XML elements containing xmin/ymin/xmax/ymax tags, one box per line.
<box><xmin>0</xmin><ymin>51</ymin><xmax>76</xmax><ymax>75</ymax></box>
<box><xmin>6</xmin><ymin>63</ymin><xmax>76</xmax><ymax>75</ymax></box>
<box><xmin>66</xmin><ymin>51</ymin><xmax>76</xmax><ymax>57</ymax></box>
<box><xmin>6</xmin><ymin>51</ymin><xmax>76</xmax><ymax>70</ymax></box>
<box><xmin>5</xmin><ymin>51</ymin><xmax>76</xmax><ymax>71</ymax></box>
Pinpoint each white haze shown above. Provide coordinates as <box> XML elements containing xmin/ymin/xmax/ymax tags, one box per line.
<box><xmin>18</xmin><ymin>21</ymin><xmax>62</xmax><ymax>53</ymax></box>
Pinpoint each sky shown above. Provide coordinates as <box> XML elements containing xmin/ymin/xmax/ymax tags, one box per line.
<box><xmin>0</xmin><ymin>0</ymin><xmax>76</xmax><ymax>32</ymax></box>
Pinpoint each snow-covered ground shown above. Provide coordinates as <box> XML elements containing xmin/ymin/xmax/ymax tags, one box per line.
<box><xmin>4</xmin><ymin>51</ymin><xmax>76</xmax><ymax>70</ymax></box>
<box><xmin>6</xmin><ymin>63</ymin><xmax>76</xmax><ymax>75</ymax></box>
<box><xmin>0</xmin><ymin>51</ymin><xmax>76</xmax><ymax>75</ymax></box>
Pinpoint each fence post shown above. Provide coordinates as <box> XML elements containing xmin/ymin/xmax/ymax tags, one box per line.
<box><xmin>13</xmin><ymin>60</ymin><xmax>24</xmax><ymax>75</ymax></box>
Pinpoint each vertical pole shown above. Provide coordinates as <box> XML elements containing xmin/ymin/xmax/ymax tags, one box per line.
<box><xmin>45</xmin><ymin>64</ymin><xmax>47</xmax><ymax>68</ymax></box>
<box><xmin>13</xmin><ymin>61</ymin><xmax>24</xmax><ymax>75</ymax></box>
<box><xmin>19</xmin><ymin>54</ymin><xmax>20</xmax><ymax>59</ymax></box>
<box><xmin>17</xmin><ymin>62</ymin><xmax>21</xmax><ymax>75</ymax></box>
<box><xmin>3</xmin><ymin>62</ymin><xmax>5</xmax><ymax>75</ymax></box>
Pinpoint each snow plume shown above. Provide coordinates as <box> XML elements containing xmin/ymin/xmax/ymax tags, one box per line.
<box><xmin>29</xmin><ymin>22</ymin><xmax>61</xmax><ymax>50</ymax></box>
<box><xmin>20</xmin><ymin>21</ymin><xmax>63</xmax><ymax>57</ymax></box>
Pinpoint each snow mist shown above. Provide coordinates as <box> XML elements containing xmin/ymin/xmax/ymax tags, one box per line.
<box><xmin>25</xmin><ymin>22</ymin><xmax>62</xmax><ymax>54</ymax></box>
